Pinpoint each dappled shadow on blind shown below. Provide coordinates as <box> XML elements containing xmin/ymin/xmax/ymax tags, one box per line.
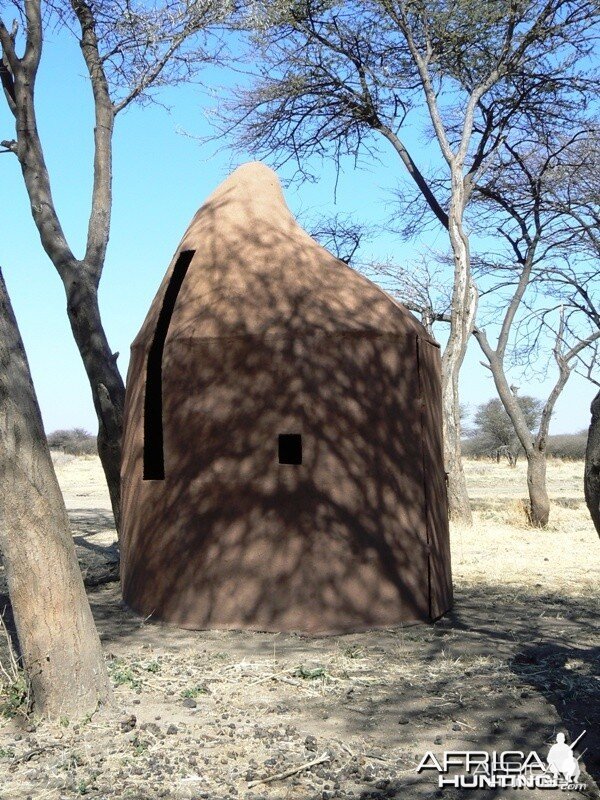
<box><xmin>120</xmin><ymin>174</ymin><xmax>450</xmax><ymax>634</ymax></box>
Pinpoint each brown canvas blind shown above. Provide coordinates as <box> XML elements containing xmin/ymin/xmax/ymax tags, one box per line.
<box><xmin>120</xmin><ymin>162</ymin><xmax>452</xmax><ymax>634</ymax></box>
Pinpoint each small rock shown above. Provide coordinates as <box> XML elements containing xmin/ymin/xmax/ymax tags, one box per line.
<box><xmin>452</xmin><ymin>723</ymin><xmax>461</xmax><ymax>731</ymax></box>
<box><xmin>434</xmin><ymin>736</ymin><xmax>443</xmax><ymax>745</ymax></box>
<box><xmin>140</xmin><ymin>722</ymin><xmax>161</xmax><ymax>735</ymax></box>
<box><xmin>120</xmin><ymin>714</ymin><xmax>137</xmax><ymax>732</ymax></box>
<box><xmin>183</xmin><ymin>698</ymin><xmax>197</xmax><ymax>709</ymax></box>
<box><xmin>305</xmin><ymin>735</ymin><xmax>318</xmax><ymax>752</ymax></box>
<box><xmin>166</xmin><ymin>724</ymin><xmax>178</xmax><ymax>735</ymax></box>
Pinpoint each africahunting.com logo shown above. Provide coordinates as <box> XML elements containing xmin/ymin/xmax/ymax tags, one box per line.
<box><xmin>416</xmin><ymin>730</ymin><xmax>587</xmax><ymax>790</ymax></box>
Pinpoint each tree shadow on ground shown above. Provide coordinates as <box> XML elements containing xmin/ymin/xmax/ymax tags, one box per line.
<box><xmin>510</xmin><ymin>642</ymin><xmax>599</xmax><ymax>791</ymax></box>
<box><xmin>1</xmin><ymin>548</ymin><xmax>597</xmax><ymax>798</ymax></box>
<box><xmin>81</xmin><ymin>576</ymin><xmax>600</xmax><ymax>797</ymax></box>
<box><xmin>68</xmin><ymin>508</ymin><xmax>116</xmax><ymax>532</ymax></box>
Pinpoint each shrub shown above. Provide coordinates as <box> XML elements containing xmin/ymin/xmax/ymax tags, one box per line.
<box><xmin>547</xmin><ymin>432</ymin><xmax>587</xmax><ymax>460</ymax></box>
<box><xmin>47</xmin><ymin>427</ymin><xmax>97</xmax><ymax>456</ymax></box>
<box><xmin>461</xmin><ymin>436</ymin><xmax>492</xmax><ymax>459</ymax></box>
<box><xmin>462</xmin><ymin>431</ymin><xmax>587</xmax><ymax>460</ymax></box>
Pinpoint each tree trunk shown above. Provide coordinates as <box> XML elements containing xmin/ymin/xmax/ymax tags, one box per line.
<box><xmin>584</xmin><ymin>388</ymin><xmax>600</xmax><ymax>536</ymax></box>
<box><xmin>441</xmin><ymin>181</ymin><xmax>476</xmax><ymax>525</ymax></box>
<box><xmin>473</xmin><ymin>330</ymin><xmax>558</xmax><ymax>529</ymax></box>
<box><xmin>64</xmin><ymin>272</ymin><xmax>125</xmax><ymax>532</ymax></box>
<box><xmin>0</xmin><ymin>11</ymin><xmax>124</xmax><ymax>534</ymax></box>
<box><xmin>441</xmin><ymin>362</ymin><xmax>472</xmax><ymax>524</ymax></box>
<box><xmin>0</xmin><ymin>268</ymin><xmax>113</xmax><ymax>719</ymax></box>
<box><xmin>526</xmin><ymin>447</ymin><xmax>550</xmax><ymax>527</ymax></box>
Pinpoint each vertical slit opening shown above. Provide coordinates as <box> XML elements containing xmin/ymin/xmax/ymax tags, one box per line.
<box><xmin>143</xmin><ymin>250</ymin><xmax>195</xmax><ymax>480</ymax></box>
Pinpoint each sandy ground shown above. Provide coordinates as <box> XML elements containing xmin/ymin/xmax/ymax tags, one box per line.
<box><xmin>0</xmin><ymin>456</ymin><xmax>598</xmax><ymax>800</ymax></box>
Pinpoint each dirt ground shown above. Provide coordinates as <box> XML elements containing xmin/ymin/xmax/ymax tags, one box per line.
<box><xmin>0</xmin><ymin>456</ymin><xmax>598</xmax><ymax>800</ymax></box>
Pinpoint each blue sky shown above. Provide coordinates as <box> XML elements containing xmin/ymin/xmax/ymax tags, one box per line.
<box><xmin>0</xmin><ymin>24</ymin><xmax>595</xmax><ymax>436</ymax></box>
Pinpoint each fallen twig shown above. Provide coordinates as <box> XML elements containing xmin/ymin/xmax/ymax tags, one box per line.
<box><xmin>453</xmin><ymin>719</ymin><xmax>476</xmax><ymax>730</ymax></box>
<box><xmin>247</xmin><ymin>752</ymin><xmax>330</xmax><ymax>788</ymax></box>
<box><xmin>363</xmin><ymin>752</ymin><xmax>389</xmax><ymax>763</ymax></box>
<box><xmin>10</xmin><ymin>744</ymin><xmax>63</xmax><ymax>769</ymax></box>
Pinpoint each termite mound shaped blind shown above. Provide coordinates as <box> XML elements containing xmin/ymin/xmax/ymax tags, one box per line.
<box><xmin>120</xmin><ymin>162</ymin><xmax>452</xmax><ymax>634</ymax></box>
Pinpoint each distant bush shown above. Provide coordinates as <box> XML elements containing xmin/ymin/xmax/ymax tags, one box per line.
<box><xmin>47</xmin><ymin>428</ymin><xmax>97</xmax><ymax>456</ymax></box>
<box><xmin>547</xmin><ymin>432</ymin><xmax>587</xmax><ymax>460</ymax></box>
<box><xmin>463</xmin><ymin>396</ymin><xmax>542</xmax><ymax>465</ymax></box>
<box><xmin>461</xmin><ymin>436</ymin><xmax>492</xmax><ymax>459</ymax></box>
<box><xmin>462</xmin><ymin>431</ymin><xmax>587</xmax><ymax>460</ymax></box>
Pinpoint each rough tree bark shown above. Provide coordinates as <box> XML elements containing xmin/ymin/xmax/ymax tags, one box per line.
<box><xmin>526</xmin><ymin>448</ymin><xmax>550</xmax><ymax>529</ymax></box>
<box><xmin>0</xmin><ymin>267</ymin><xmax>113</xmax><ymax>719</ymax></box>
<box><xmin>584</xmin><ymin>389</ymin><xmax>600</xmax><ymax>536</ymax></box>
<box><xmin>441</xmin><ymin>169</ymin><xmax>478</xmax><ymax>525</ymax></box>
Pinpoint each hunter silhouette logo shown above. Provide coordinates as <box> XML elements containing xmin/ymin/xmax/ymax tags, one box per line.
<box><xmin>416</xmin><ymin>730</ymin><xmax>588</xmax><ymax>790</ymax></box>
<box><xmin>547</xmin><ymin>730</ymin><xmax>586</xmax><ymax>784</ymax></box>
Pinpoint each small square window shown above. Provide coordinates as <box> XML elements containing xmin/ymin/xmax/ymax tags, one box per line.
<box><xmin>278</xmin><ymin>433</ymin><xmax>302</xmax><ymax>465</ymax></box>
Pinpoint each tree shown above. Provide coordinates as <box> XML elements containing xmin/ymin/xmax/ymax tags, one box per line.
<box><xmin>0</xmin><ymin>267</ymin><xmax>112</xmax><ymax>719</ymax></box>
<box><xmin>531</xmin><ymin>132</ymin><xmax>600</xmax><ymax>535</ymax></box>
<box><xmin>305</xmin><ymin>212</ymin><xmax>374</xmax><ymax>264</ymax></box>
<box><xmin>470</xmin><ymin>395</ymin><xmax>543</xmax><ymax>464</ymax></box>
<box><xmin>225</xmin><ymin>0</ymin><xmax>598</xmax><ymax>523</ymax></box>
<box><xmin>470</xmin><ymin>124</ymin><xmax>600</xmax><ymax>525</ymax></box>
<box><xmin>370</xmin><ymin>128</ymin><xmax>599</xmax><ymax>524</ymax></box>
<box><xmin>0</xmin><ymin>0</ymin><xmax>231</xmax><ymax>530</ymax></box>
<box><xmin>467</xmin><ymin>111</ymin><xmax>598</xmax><ymax>522</ymax></box>
<box><xmin>586</xmin><ymin>391</ymin><xmax>600</xmax><ymax>536</ymax></box>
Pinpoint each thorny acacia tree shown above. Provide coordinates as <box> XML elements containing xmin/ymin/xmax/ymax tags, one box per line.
<box><xmin>382</xmin><ymin>127</ymin><xmax>600</xmax><ymax>526</ymax></box>
<box><xmin>0</xmin><ymin>0</ymin><xmax>232</xmax><ymax>530</ymax></box>
<box><xmin>471</xmin><ymin>125</ymin><xmax>600</xmax><ymax>526</ymax></box>
<box><xmin>534</xmin><ymin>134</ymin><xmax>600</xmax><ymax>534</ymax></box>
<box><xmin>225</xmin><ymin>0</ymin><xmax>599</xmax><ymax>523</ymax></box>
<box><xmin>0</xmin><ymin>267</ymin><xmax>112</xmax><ymax>719</ymax></box>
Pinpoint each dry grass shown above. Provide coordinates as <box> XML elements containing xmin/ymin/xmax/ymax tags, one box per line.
<box><xmin>0</xmin><ymin>614</ymin><xmax>30</xmax><ymax>719</ymax></box>
<box><xmin>453</xmin><ymin>459</ymin><xmax>598</xmax><ymax>609</ymax></box>
<box><xmin>0</xmin><ymin>456</ymin><xmax>598</xmax><ymax>800</ymax></box>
